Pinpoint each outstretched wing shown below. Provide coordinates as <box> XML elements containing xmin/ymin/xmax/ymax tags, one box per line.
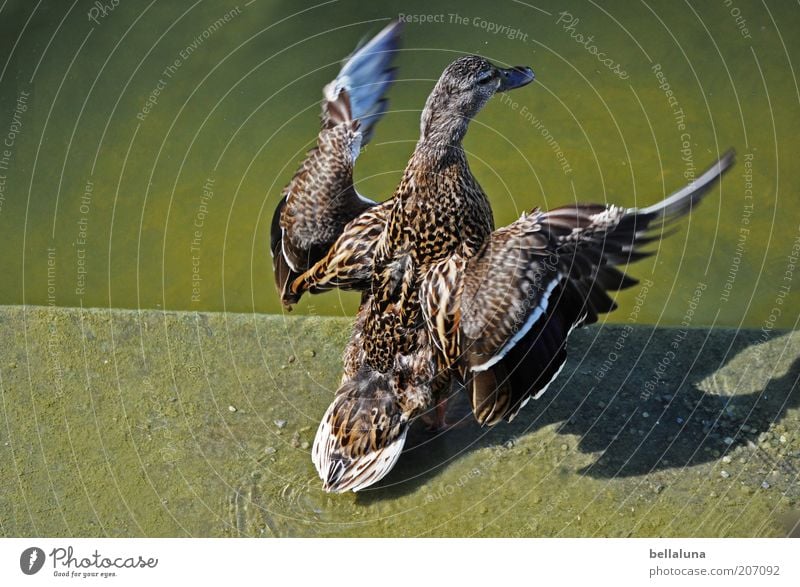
<box><xmin>422</xmin><ymin>150</ymin><xmax>735</xmax><ymax>426</ymax></box>
<box><xmin>271</xmin><ymin>21</ymin><xmax>403</xmax><ymax>307</ymax></box>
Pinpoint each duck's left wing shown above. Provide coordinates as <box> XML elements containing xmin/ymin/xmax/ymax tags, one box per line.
<box><xmin>421</xmin><ymin>216</ymin><xmax>573</xmax><ymax>426</ymax></box>
<box><xmin>271</xmin><ymin>21</ymin><xmax>402</xmax><ymax>307</ymax></box>
<box><xmin>422</xmin><ymin>150</ymin><xmax>734</xmax><ymax>426</ymax></box>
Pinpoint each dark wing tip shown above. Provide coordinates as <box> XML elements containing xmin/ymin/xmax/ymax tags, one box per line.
<box><xmin>641</xmin><ymin>148</ymin><xmax>736</xmax><ymax>220</ymax></box>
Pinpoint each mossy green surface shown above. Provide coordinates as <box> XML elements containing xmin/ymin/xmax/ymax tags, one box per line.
<box><xmin>0</xmin><ymin>306</ymin><xmax>797</xmax><ymax>537</ymax></box>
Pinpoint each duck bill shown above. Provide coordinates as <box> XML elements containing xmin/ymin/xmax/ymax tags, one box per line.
<box><xmin>497</xmin><ymin>66</ymin><xmax>534</xmax><ymax>92</ymax></box>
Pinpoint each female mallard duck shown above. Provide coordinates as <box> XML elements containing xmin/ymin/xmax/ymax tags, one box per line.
<box><xmin>272</xmin><ymin>22</ymin><xmax>735</xmax><ymax>492</ymax></box>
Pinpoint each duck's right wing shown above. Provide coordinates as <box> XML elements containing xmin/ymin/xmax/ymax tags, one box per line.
<box><xmin>271</xmin><ymin>20</ymin><xmax>402</xmax><ymax>307</ymax></box>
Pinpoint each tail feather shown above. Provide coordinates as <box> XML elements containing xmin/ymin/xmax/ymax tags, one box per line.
<box><xmin>312</xmin><ymin>368</ymin><xmax>414</xmax><ymax>493</ymax></box>
<box><xmin>313</xmin><ymin>396</ymin><xmax>409</xmax><ymax>493</ymax></box>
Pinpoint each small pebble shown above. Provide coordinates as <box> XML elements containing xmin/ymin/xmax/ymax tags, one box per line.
<box><xmin>723</xmin><ymin>436</ymin><xmax>734</xmax><ymax>445</ymax></box>
<box><xmin>228</xmin><ymin>405</ymin><xmax>237</xmax><ymax>412</ymax></box>
<box><xmin>287</xmin><ymin>355</ymin><xmax>295</xmax><ymax>364</ymax></box>
<box><xmin>274</xmin><ymin>419</ymin><xmax>287</xmax><ymax>429</ymax></box>
<box><xmin>779</xmin><ymin>435</ymin><xmax>787</xmax><ymax>444</ymax></box>
<box><xmin>264</xmin><ymin>447</ymin><xmax>276</xmax><ymax>455</ymax></box>
<box><xmin>676</xmin><ymin>417</ymin><xmax>684</xmax><ymax>424</ymax></box>
<box><xmin>642</xmin><ymin>412</ymin><xmax>649</xmax><ymax>418</ymax></box>
<box><xmin>720</xmin><ymin>470</ymin><xmax>730</xmax><ymax>479</ymax></box>
<box><xmin>301</xmin><ymin>441</ymin><xmax>310</xmax><ymax>450</ymax></box>
<box><xmin>722</xmin><ymin>455</ymin><xmax>732</xmax><ymax>464</ymax></box>
<box><xmin>560</xmin><ymin>444</ymin><xmax>568</xmax><ymax>451</ymax></box>
<box><xmin>761</xmin><ymin>481</ymin><xmax>771</xmax><ymax>490</ymax></box>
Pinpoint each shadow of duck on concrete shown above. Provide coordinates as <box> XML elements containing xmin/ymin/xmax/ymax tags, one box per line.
<box><xmin>357</xmin><ymin>326</ymin><xmax>799</xmax><ymax>501</ymax></box>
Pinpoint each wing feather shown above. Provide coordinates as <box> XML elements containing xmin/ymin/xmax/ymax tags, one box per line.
<box><xmin>421</xmin><ymin>151</ymin><xmax>734</xmax><ymax>425</ymax></box>
<box><xmin>271</xmin><ymin>21</ymin><xmax>403</xmax><ymax>307</ymax></box>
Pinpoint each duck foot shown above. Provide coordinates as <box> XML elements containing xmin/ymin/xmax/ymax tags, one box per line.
<box><xmin>421</xmin><ymin>399</ymin><xmax>464</xmax><ymax>431</ymax></box>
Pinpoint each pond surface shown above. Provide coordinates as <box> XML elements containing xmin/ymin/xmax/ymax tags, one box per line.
<box><xmin>0</xmin><ymin>0</ymin><xmax>798</xmax><ymax>327</ymax></box>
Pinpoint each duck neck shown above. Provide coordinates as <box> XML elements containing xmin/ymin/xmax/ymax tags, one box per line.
<box><xmin>415</xmin><ymin>100</ymin><xmax>470</xmax><ymax>165</ymax></box>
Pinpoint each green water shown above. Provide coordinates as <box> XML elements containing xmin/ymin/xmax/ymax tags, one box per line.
<box><xmin>0</xmin><ymin>0</ymin><xmax>798</xmax><ymax>326</ymax></box>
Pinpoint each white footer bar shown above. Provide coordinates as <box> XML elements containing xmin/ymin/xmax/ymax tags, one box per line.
<box><xmin>1</xmin><ymin>538</ymin><xmax>797</xmax><ymax>586</ymax></box>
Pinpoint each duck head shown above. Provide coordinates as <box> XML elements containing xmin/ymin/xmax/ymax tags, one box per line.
<box><xmin>419</xmin><ymin>55</ymin><xmax>534</xmax><ymax>151</ymax></box>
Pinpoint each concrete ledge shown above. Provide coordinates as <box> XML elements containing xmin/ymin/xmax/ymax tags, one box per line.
<box><xmin>0</xmin><ymin>306</ymin><xmax>798</xmax><ymax>537</ymax></box>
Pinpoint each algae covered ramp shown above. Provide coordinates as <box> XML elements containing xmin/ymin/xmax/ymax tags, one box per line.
<box><xmin>0</xmin><ymin>306</ymin><xmax>797</xmax><ymax>537</ymax></box>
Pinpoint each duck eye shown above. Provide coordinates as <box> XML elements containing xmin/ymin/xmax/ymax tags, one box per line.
<box><xmin>477</xmin><ymin>70</ymin><xmax>494</xmax><ymax>85</ymax></box>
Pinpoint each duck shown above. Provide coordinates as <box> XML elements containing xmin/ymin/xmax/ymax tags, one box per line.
<box><xmin>270</xmin><ymin>21</ymin><xmax>736</xmax><ymax>493</ymax></box>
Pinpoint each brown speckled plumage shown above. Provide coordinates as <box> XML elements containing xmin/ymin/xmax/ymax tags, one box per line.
<box><xmin>270</xmin><ymin>23</ymin><xmax>735</xmax><ymax>492</ymax></box>
<box><xmin>420</xmin><ymin>155</ymin><xmax>735</xmax><ymax>427</ymax></box>
<box><xmin>271</xmin><ymin>21</ymin><xmax>402</xmax><ymax>308</ymax></box>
